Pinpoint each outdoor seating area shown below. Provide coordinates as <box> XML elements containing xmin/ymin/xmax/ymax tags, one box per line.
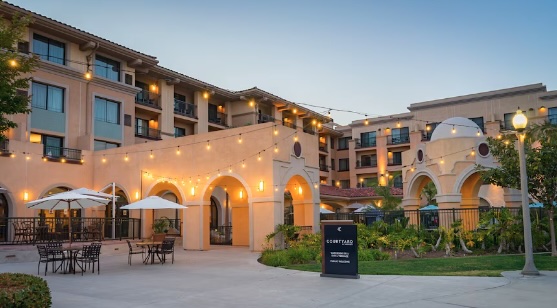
<box><xmin>132</xmin><ymin>237</ymin><xmax>176</xmax><ymax>265</ymax></box>
<box><xmin>36</xmin><ymin>241</ymin><xmax>102</xmax><ymax>275</ymax></box>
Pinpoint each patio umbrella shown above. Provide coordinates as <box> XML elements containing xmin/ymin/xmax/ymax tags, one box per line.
<box><xmin>69</xmin><ymin>188</ymin><xmax>114</xmax><ymax>199</ymax></box>
<box><xmin>119</xmin><ymin>196</ymin><xmax>187</xmax><ymax>210</ymax></box>
<box><xmin>320</xmin><ymin>208</ymin><xmax>334</xmax><ymax>214</ymax></box>
<box><xmin>346</xmin><ymin>202</ymin><xmax>365</xmax><ymax>209</ymax></box>
<box><xmin>26</xmin><ymin>191</ymin><xmax>111</xmax><ymax>245</ymax></box>
<box><xmin>0</xmin><ymin>187</ymin><xmax>7</xmax><ymax>193</ymax></box>
<box><xmin>420</xmin><ymin>204</ymin><xmax>439</xmax><ymax>211</ymax></box>
<box><xmin>354</xmin><ymin>205</ymin><xmax>376</xmax><ymax>213</ymax></box>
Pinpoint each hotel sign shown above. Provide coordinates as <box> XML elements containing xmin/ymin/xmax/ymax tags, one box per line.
<box><xmin>320</xmin><ymin>221</ymin><xmax>359</xmax><ymax>279</ymax></box>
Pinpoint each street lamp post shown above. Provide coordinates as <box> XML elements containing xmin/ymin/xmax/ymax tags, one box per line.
<box><xmin>512</xmin><ymin>108</ymin><xmax>539</xmax><ymax>276</ymax></box>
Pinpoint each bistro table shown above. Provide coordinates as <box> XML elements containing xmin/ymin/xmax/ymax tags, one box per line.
<box><xmin>135</xmin><ymin>241</ymin><xmax>163</xmax><ymax>264</ymax></box>
<box><xmin>49</xmin><ymin>246</ymin><xmax>83</xmax><ymax>274</ymax></box>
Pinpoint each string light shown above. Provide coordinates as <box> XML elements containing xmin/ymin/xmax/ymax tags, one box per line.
<box><xmin>471</xmin><ymin>149</ymin><xmax>476</xmax><ymax>156</ymax></box>
<box><xmin>476</xmin><ymin>130</ymin><xmax>481</xmax><ymax>136</ymax></box>
<box><xmin>238</xmin><ymin>134</ymin><xmax>242</xmax><ymax>144</ymax></box>
<box><xmin>242</xmin><ymin>160</ymin><xmax>246</xmax><ymax>168</ymax></box>
<box><xmin>176</xmin><ymin>146</ymin><xmax>180</xmax><ymax>155</ymax></box>
<box><xmin>206</xmin><ymin>140</ymin><xmax>210</xmax><ymax>150</ymax></box>
<box><xmin>102</xmin><ymin>155</ymin><xmax>106</xmax><ymax>163</ymax></box>
<box><xmin>228</xmin><ymin>166</ymin><xmax>232</xmax><ymax>173</ymax></box>
<box><xmin>440</xmin><ymin>157</ymin><xmax>445</xmax><ymax>164</ymax></box>
<box><xmin>274</xmin><ymin>143</ymin><xmax>278</xmax><ymax>153</ymax></box>
<box><xmin>396</xmin><ymin>121</ymin><xmax>401</xmax><ymax>128</ymax></box>
<box><xmin>124</xmin><ymin>153</ymin><xmax>129</xmax><ymax>161</ymax></box>
<box><xmin>451</xmin><ymin>125</ymin><xmax>456</xmax><ymax>134</ymax></box>
<box><xmin>9</xmin><ymin>59</ymin><xmax>17</xmax><ymax>67</ymax></box>
<box><xmin>61</xmin><ymin>158</ymin><xmax>66</xmax><ymax>163</ymax></box>
<box><xmin>258</xmin><ymin>152</ymin><xmax>262</xmax><ymax>161</ymax></box>
<box><xmin>150</xmin><ymin>150</ymin><xmax>154</xmax><ymax>159</ymax></box>
<box><xmin>274</xmin><ymin>125</ymin><xmax>278</xmax><ymax>136</ymax></box>
<box><xmin>364</xmin><ymin>116</ymin><xmax>369</xmax><ymax>125</ymax></box>
<box><xmin>84</xmin><ymin>71</ymin><xmax>92</xmax><ymax>80</ymax></box>
<box><xmin>294</xmin><ymin>132</ymin><xmax>298</xmax><ymax>142</ymax></box>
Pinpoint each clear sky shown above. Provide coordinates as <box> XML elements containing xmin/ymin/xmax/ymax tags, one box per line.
<box><xmin>9</xmin><ymin>0</ymin><xmax>557</xmax><ymax>125</ymax></box>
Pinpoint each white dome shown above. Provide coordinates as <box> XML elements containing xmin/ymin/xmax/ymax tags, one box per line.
<box><xmin>430</xmin><ymin>117</ymin><xmax>481</xmax><ymax>141</ymax></box>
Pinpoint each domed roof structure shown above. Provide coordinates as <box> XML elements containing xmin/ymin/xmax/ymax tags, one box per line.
<box><xmin>430</xmin><ymin>117</ymin><xmax>481</xmax><ymax>141</ymax></box>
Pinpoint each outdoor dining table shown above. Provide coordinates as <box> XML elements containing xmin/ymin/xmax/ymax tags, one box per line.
<box><xmin>49</xmin><ymin>246</ymin><xmax>83</xmax><ymax>274</ymax></box>
<box><xmin>135</xmin><ymin>241</ymin><xmax>163</xmax><ymax>264</ymax></box>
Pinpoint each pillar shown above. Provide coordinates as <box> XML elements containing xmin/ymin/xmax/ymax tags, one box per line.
<box><xmin>194</xmin><ymin>91</ymin><xmax>208</xmax><ymax>134</ymax></box>
<box><xmin>183</xmin><ymin>202</ymin><xmax>210</xmax><ymax>250</ymax></box>
<box><xmin>159</xmin><ymin>80</ymin><xmax>175</xmax><ymax>139</ymax></box>
<box><xmin>504</xmin><ymin>188</ymin><xmax>522</xmax><ymax>209</ymax></box>
<box><xmin>231</xmin><ymin>206</ymin><xmax>249</xmax><ymax>246</ymax></box>
<box><xmin>293</xmin><ymin>200</ymin><xmax>318</xmax><ymax>228</ymax></box>
<box><xmin>252</xmin><ymin>201</ymin><xmax>282</xmax><ymax>251</ymax></box>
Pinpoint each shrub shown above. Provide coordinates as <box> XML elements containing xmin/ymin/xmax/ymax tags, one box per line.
<box><xmin>287</xmin><ymin>246</ymin><xmax>318</xmax><ymax>264</ymax></box>
<box><xmin>0</xmin><ymin>273</ymin><xmax>51</xmax><ymax>308</ymax></box>
<box><xmin>261</xmin><ymin>249</ymin><xmax>290</xmax><ymax>267</ymax></box>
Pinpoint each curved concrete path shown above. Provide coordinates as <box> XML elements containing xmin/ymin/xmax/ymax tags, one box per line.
<box><xmin>0</xmin><ymin>246</ymin><xmax>555</xmax><ymax>307</ymax></box>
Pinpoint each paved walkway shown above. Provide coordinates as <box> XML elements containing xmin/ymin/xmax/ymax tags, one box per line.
<box><xmin>1</xmin><ymin>246</ymin><xmax>556</xmax><ymax>307</ymax></box>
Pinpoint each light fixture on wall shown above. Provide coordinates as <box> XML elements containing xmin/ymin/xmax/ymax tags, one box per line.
<box><xmin>249</xmin><ymin>99</ymin><xmax>255</xmax><ymax>107</ymax></box>
<box><xmin>135</xmin><ymin>191</ymin><xmax>140</xmax><ymax>200</ymax></box>
<box><xmin>292</xmin><ymin>108</ymin><xmax>297</xmax><ymax>114</ymax></box>
<box><xmin>239</xmin><ymin>190</ymin><xmax>244</xmax><ymax>199</ymax></box>
<box><xmin>258</xmin><ymin>180</ymin><xmax>264</xmax><ymax>192</ymax></box>
<box><xmin>190</xmin><ymin>187</ymin><xmax>195</xmax><ymax>196</ymax></box>
<box><xmin>23</xmin><ymin>191</ymin><xmax>29</xmax><ymax>201</ymax></box>
<box><xmin>298</xmin><ymin>186</ymin><xmax>303</xmax><ymax>195</ymax></box>
<box><xmin>150</xmin><ymin>83</ymin><xmax>158</xmax><ymax>92</ymax></box>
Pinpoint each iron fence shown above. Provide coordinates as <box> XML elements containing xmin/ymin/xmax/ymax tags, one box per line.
<box><xmin>0</xmin><ymin>217</ymin><xmax>141</xmax><ymax>245</ymax></box>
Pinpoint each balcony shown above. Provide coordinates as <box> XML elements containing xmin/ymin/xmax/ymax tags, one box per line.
<box><xmin>174</xmin><ymin>99</ymin><xmax>197</xmax><ymax>119</ymax></box>
<box><xmin>0</xmin><ymin>139</ymin><xmax>9</xmax><ymax>155</ymax></box>
<box><xmin>387</xmin><ymin>158</ymin><xmax>403</xmax><ymax>166</ymax></box>
<box><xmin>387</xmin><ymin>134</ymin><xmax>410</xmax><ymax>145</ymax></box>
<box><xmin>356</xmin><ymin>160</ymin><xmax>377</xmax><ymax>169</ymax></box>
<box><xmin>135</xmin><ymin>126</ymin><xmax>161</xmax><ymax>140</ymax></box>
<box><xmin>135</xmin><ymin>90</ymin><xmax>161</xmax><ymax>109</ymax></box>
<box><xmin>43</xmin><ymin>145</ymin><xmax>82</xmax><ymax>162</ymax></box>
<box><xmin>357</xmin><ymin>139</ymin><xmax>376</xmax><ymax>149</ymax></box>
<box><xmin>319</xmin><ymin>142</ymin><xmax>328</xmax><ymax>152</ymax></box>
<box><xmin>319</xmin><ymin>164</ymin><xmax>329</xmax><ymax>172</ymax></box>
<box><xmin>282</xmin><ymin>120</ymin><xmax>297</xmax><ymax>129</ymax></box>
<box><xmin>258</xmin><ymin>113</ymin><xmax>275</xmax><ymax>124</ymax></box>
<box><xmin>208</xmin><ymin>112</ymin><xmax>227</xmax><ymax>126</ymax></box>
<box><xmin>303</xmin><ymin>127</ymin><xmax>316</xmax><ymax>135</ymax></box>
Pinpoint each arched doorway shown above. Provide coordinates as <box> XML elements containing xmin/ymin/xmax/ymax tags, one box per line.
<box><xmin>283</xmin><ymin>174</ymin><xmax>314</xmax><ymax>228</ymax></box>
<box><xmin>0</xmin><ymin>193</ymin><xmax>9</xmax><ymax>242</ymax></box>
<box><xmin>103</xmin><ymin>189</ymin><xmax>130</xmax><ymax>238</ymax></box>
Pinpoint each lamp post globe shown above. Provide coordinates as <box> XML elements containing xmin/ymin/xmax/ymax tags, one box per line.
<box><xmin>513</xmin><ymin>108</ymin><xmax>539</xmax><ymax>276</ymax></box>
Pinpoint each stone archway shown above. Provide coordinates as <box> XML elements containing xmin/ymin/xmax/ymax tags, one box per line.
<box><xmin>144</xmin><ymin>181</ymin><xmax>186</xmax><ymax>238</ymax></box>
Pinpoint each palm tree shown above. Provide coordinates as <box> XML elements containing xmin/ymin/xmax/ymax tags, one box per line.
<box><xmin>421</xmin><ymin>182</ymin><xmax>437</xmax><ymax>206</ymax></box>
<box><xmin>372</xmin><ymin>172</ymin><xmax>402</xmax><ymax>211</ymax></box>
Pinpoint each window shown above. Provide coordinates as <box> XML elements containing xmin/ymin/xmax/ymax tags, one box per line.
<box><xmin>42</xmin><ymin>135</ymin><xmax>63</xmax><ymax>158</ymax></box>
<box><xmin>95</xmin><ymin>97</ymin><xmax>120</xmax><ymax>124</ymax></box>
<box><xmin>338</xmin><ymin>158</ymin><xmax>349</xmax><ymax>171</ymax></box>
<box><xmin>31</xmin><ymin>82</ymin><xmax>64</xmax><ymax>112</ymax></box>
<box><xmin>33</xmin><ymin>34</ymin><xmax>65</xmax><ymax>65</ymax></box>
<box><xmin>95</xmin><ymin>55</ymin><xmax>120</xmax><ymax>81</ymax></box>
<box><xmin>388</xmin><ymin>152</ymin><xmax>402</xmax><ymax>165</ymax></box>
<box><xmin>469</xmin><ymin>117</ymin><xmax>484</xmax><ymax>133</ymax></box>
<box><xmin>360</xmin><ymin>154</ymin><xmax>377</xmax><ymax>167</ymax></box>
<box><xmin>363</xmin><ymin>177</ymin><xmax>378</xmax><ymax>188</ymax></box>
<box><xmin>503</xmin><ymin>113</ymin><xmax>514</xmax><ymax>130</ymax></box>
<box><xmin>360</xmin><ymin>132</ymin><xmax>376</xmax><ymax>147</ymax></box>
<box><xmin>425</xmin><ymin>122</ymin><xmax>439</xmax><ymax>140</ymax></box>
<box><xmin>330</xmin><ymin>159</ymin><xmax>335</xmax><ymax>171</ymax></box>
<box><xmin>175</xmin><ymin>127</ymin><xmax>186</xmax><ymax>137</ymax></box>
<box><xmin>549</xmin><ymin>108</ymin><xmax>557</xmax><ymax>125</ymax></box>
<box><xmin>338</xmin><ymin>137</ymin><xmax>351</xmax><ymax>150</ymax></box>
<box><xmin>393</xmin><ymin>176</ymin><xmax>403</xmax><ymax>189</ymax></box>
<box><xmin>339</xmin><ymin>180</ymin><xmax>350</xmax><ymax>189</ymax></box>
<box><xmin>94</xmin><ymin>140</ymin><xmax>119</xmax><ymax>151</ymax></box>
<box><xmin>390</xmin><ymin>127</ymin><xmax>409</xmax><ymax>144</ymax></box>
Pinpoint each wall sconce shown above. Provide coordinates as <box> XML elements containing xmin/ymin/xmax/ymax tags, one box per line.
<box><xmin>23</xmin><ymin>191</ymin><xmax>29</xmax><ymax>201</ymax></box>
<box><xmin>135</xmin><ymin>191</ymin><xmax>140</xmax><ymax>200</ymax></box>
<box><xmin>539</xmin><ymin>106</ymin><xmax>546</xmax><ymax>112</ymax></box>
<box><xmin>190</xmin><ymin>187</ymin><xmax>195</xmax><ymax>196</ymax></box>
<box><xmin>239</xmin><ymin>190</ymin><xmax>244</xmax><ymax>199</ymax></box>
<box><xmin>150</xmin><ymin>84</ymin><xmax>158</xmax><ymax>93</ymax></box>
<box><xmin>258</xmin><ymin>180</ymin><xmax>264</xmax><ymax>192</ymax></box>
<box><xmin>298</xmin><ymin>186</ymin><xmax>303</xmax><ymax>195</ymax></box>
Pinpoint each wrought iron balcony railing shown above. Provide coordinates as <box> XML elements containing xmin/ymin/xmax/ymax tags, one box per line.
<box><xmin>258</xmin><ymin>113</ymin><xmax>275</xmax><ymax>124</ymax></box>
<box><xmin>208</xmin><ymin>112</ymin><xmax>227</xmax><ymax>126</ymax></box>
<box><xmin>387</xmin><ymin>133</ymin><xmax>410</xmax><ymax>145</ymax></box>
<box><xmin>135</xmin><ymin>90</ymin><xmax>161</xmax><ymax>109</ymax></box>
<box><xmin>282</xmin><ymin>120</ymin><xmax>297</xmax><ymax>129</ymax></box>
<box><xmin>319</xmin><ymin>142</ymin><xmax>328</xmax><ymax>152</ymax></box>
<box><xmin>135</xmin><ymin>126</ymin><xmax>162</xmax><ymax>140</ymax></box>
<box><xmin>43</xmin><ymin>145</ymin><xmax>82</xmax><ymax>162</ymax></box>
<box><xmin>174</xmin><ymin>99</ymin><xmax>197</xmax><ymax>118</ymax></box>
<box><xmin>319</xmin><ymin>164</ymin><xmax>329</xmax><ymax>172</ymax></box>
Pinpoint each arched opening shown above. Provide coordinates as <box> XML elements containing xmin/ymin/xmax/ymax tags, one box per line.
<box><xmin>459</xmin><ymin>171</ymin><xmax>484</xmax><ymax>230</ymax></box>
<box><xmin>0</xmin><ymin>193</ymin><xmax>9</xmax><ymax>242</ymax></box>
<box><xmin>284</xmin><ymin>174</ymin><xmax>314</xmax><ymax>228</ymax></box>
<box><xmin>203</xmin><ymin>175</ymin><xmax>248</xmax><ymax>247</ymax></box>
<box><xmin>38</xmin><ymin>186</ymin><xmax>77</xmax><ymax>219</ymax></box>
<box><xmin>145</xmin><ymin>181</ymin><xmax>185</xmax><ymax>238</ymax></box>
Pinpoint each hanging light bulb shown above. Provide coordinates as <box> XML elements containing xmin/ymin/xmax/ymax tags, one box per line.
<box><xmin>228</xmin><ymin>166</ymin><xmax>232</xmax><ymax>173</ymax></box>
<box><xmin>292</xmin><ymin>108</ymin><xmax>297</xmax><ymax>114</ymax></box>
<box><xmin>10</xmin><ymin>153</ymin><xmax>15</xmax><ymax>158</ymax></box>
<box><xmin>452</xmin><ymin>125</ymin><xmax>456</xmax><ymax>134</ymax></box>
<box><xmin>364</xmin><ymin>116</ymin><xmax>369</xmax><ymax>125</ymax></box>
<box><xmin>150</xmin><ymin>150</ymin><xmax>154</xmax><ymax>159</ymax></box>
<box><xmin>206</xmin><ymin>140</ymin><xmax>210</xmax><ymax>150</ymax></box>
<box><xmin>476</xmin><ymin>130</ymin><xmax>481</xmax><ymax>136</ymax></box>
<box><xmin>426</xmin><ymin>125</ymin><xmax>431</xmax><ymax>131</ymax></box>
<box><xmin>258</xmin><ymin>152</ymin><xmax>262</xmax><ymax>161</ymax></box>
<box><xmin>314</xmin><ymin>183</ymin><xmax>318</xmax><ymax>189</ymax></box>
<box><xmin>410</xmin><ymin>167</ymin><xmax>415</xmax><ymax>172</ymax></box>
<box><xmin>61</xmin><ymin>158</ymin><xmax>66</xmax><ymax>163</ymax></box>
<box><xmin>25</xmin><ymin>153</ymin><xmax>30</xmax><ymax>160</ymax></box>
<box><xmin>124</xmin><ymin>153</ymin><xmax>129</xmax><ymax>161</ymax></box>
<box><xmin>497</xmin><ymin>134</ymin><xmax>502</xmax><ymax>139</ymax></box>
<box><xmin>9</xmin><ymin>59</ymin><xmax>17</xmax><ymax>67</ymax></box>
<box><xmin>242</xmin><ymin>160</ymin><xmax>246</xmax><ymax>168</ymax></box>
<box><xmin>440</xmin><ymin>157</ymin><xmax>445</xmax><ymax>164</ymax></box>
<box><xmin>238</xmin><ymin>134</ymin><xmax>242</xmax><ymax>144</ymax></box>
<box><xmin>327</xmin><ymin>109</ymin><xmax>331</xmax><ymax>117</ymax></box>
<box><xmin>84</xmin><ymin>70</ymin><xmax>92</xmax><ymax>80</ymax></box>
<box><xmin>396</xmin><ymin>121</ymin><xmax>401</xmax><ymax>128</ymax></box>
<box><xmin>217</xmin><ymin>170</ymin><xmax>221</xmax><ymax>177</ymax></box>
<box><xmin>471</xmin><ymin>149</ymin><xmax>476</xmax><ymax>156</ymax></box>
<box><xmin>274</xmin><ymin>125</ymin><xmax>278</xmax><ymax>136</ymax></box>
<box><xmin>294</xmin><ymin>133</ymin><xmax>298</xmax><ymax>142</ymax></box>
<box><xmin>102</xmin><ymin>155</ymin><xmax>106</xmax><ymax>163</ymax></box>
<box><xmin>197</xmin><ymin>176</ymin><xmax>201</xmax><ymax>182</ymax></box>
<box><xmin>312</xmin><ymin>119</ymin><xmax>317</xmax><ymax>126</ymax></box>
<box><xmin>274</xmin><ymin>143</ymin><xmax>278</xmax><ymax>153</ymax></box>
<box><xmin>275</xmin><ymin>186</ymin><xmax>278</xmax><ymax>192</ymax></box>
<box><xmin>317</xmin><ymin>122</ymin><xmax>322</xmax><ymax>129</ymax></box>
<box><xmin>176</xmin><ymin>146</ymin><xmax>181</xmax><ymax>155</ymax></box>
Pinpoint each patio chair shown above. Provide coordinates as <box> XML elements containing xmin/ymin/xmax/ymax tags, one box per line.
<box><xmin>37</xmin><ymin>245</ymin><xmax>64</xmax><ymax>276</ymax></box>
<box><xmin>156</xmin><ymin>238</ymin><xmax>175</xmax><ymax>264</ymax></box>
<box><xmin>12</xmin><ymin>222</ymin><xmax>26</xmax><ymax>244</ymax></box>
<box><xmin>126</xmin><ymin>240</ymin><xmax>145</xmax><ymax>265</ymax></box>
<box><xmin>77</xmin><ymin>244</ymin><xmax>101</xmax><ymax>275</ymax></box>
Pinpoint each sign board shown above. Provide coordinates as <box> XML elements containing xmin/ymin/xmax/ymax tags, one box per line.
<box><xmin>320</xmin><ymin>220</ymin><xmax>359</xmax><ymax>279</ymax></box>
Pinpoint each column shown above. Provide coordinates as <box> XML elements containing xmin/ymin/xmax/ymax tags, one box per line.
<box><xmin>503</xmin><ymin>188</ymin><xmax>522</xmax><ymax>209</ymax></box>
<box><xmin>183</xmin><ymin>202</ymin><xmax>210</xmax><ymax>250</ymax></box>
<box><xmin>158</xmin><ymin>80</ymin><xmax>175</xmax><ymax>140</ymax></box>
<box><xmin>194</xmin><ymin>91</ymin><xmax>208</xmax><ymax>134</ymax></box>
<box><xmin>252</xmin><ymin>201</ymin><xmax>282</xmax><ymax>251</ymax></box>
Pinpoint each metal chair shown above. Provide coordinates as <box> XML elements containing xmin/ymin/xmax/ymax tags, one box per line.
<box><xmin>157</xmin><ymin>238</ymin><xmax>175</xmax><ymax>264</ymax></box>
<box><xmin>37</xmin><ymin>245</ymin><xmax>64</xmax><ymax>275</ymax></box>
<box><xmin>77</xmin><ymin>244</ymin><xmax>101</xmax><ymax>275</ymax></box>
<box><xmin>126</xmin><ymin>240</ymin><xmax>145</xmax><ymax>265</ymax></box>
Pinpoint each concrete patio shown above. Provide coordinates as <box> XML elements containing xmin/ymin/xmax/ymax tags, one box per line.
<box><xmin>0</xmin><ymin>245</ymin><xmax>556</xmax><ymax>307</ymax></box>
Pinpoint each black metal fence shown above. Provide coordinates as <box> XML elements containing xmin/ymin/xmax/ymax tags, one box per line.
<box><xmin>320</xmin><ymin>207</ymin><xmax>547</xmax><ymax>231</ymax></box>
<box><xmin>210</xmin><ymin>226</ymin><xmax>232</xmax><ymax>245</ymax></box>
<box><xmin>0</xmin><ymin>217</ymin><xmax>141</xmax><ymax>245</ymax></box>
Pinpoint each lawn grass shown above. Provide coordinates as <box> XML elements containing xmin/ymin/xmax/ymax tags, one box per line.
<box><xmin>284</xmin><ymin>254</ymin><xmax>557</xmax><ymax>277</ymax></box>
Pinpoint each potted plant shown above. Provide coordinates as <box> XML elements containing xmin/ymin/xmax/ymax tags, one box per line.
<box><xmin>152</xmin><ymin>219</ymin><xmax>169</xmax><ymax>242</ymax></box>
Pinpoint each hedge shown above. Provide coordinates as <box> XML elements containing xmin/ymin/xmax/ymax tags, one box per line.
<box><xmin>0</xmin><ymin>273</ymin><xmax>52</xmax><ymax>308</ymax></box>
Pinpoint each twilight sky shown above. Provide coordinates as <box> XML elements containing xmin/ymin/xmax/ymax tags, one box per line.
<box><xmin>10</xmin><ymin>0</ymin><xmax>557</xmax><ymax>125</ymax></box>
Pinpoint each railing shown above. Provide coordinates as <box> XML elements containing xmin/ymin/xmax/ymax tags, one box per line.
<box><xmin>135</xmin><ymin>126</ymin><xmax>162</xmax><ymax>140</ymax></box>
<box><xmin>548</xmin><ymin>114</ymin><xmax>557</xmax><ymax>125</ymax></box>
<box><xmin>303</xmin><ymin>127</ymin><xmax>316</xmax><ymax>135</ymax></box>
<box><xmin>282</xmin><ymin>120</ymin><xmax>297</xmax><ymax>129</ymax></box>
<box><xmin>154</xmin><ymin>218</ymin><xmax>182</xmax><ymax>236</ymax></box>
<box><xmin>0</xmin><ymin>217</ymin><xmax>141</xmax><ymax>244</ymax></box>
<box><xmin>258</xmin><ymin>114</ymin><xmax>275</xmax><ymax>124</ymax></box>
<box><xmin>0</xmin><ymin>139</ymin><xmax>9</xmax><ymax>154</ymax></box>
<box><xmin>356</xmin><ymin>160</ymin><xmax>377</xmax><ymax>168</ymax></box>
<box><xmin>135</xmin><ymin>90</ymin><xmax>161</xmax><ymax>109</ymax></box>
<box><xmin>387</xmin><ymin>133</ymin><xmax>410</xmax><ymax>145</ymax></box>
<box><xmin>320</xmin><ymin>207</ymin><xmax>549</xmax><ymax>231</ymax></box>
<box><xmin>210</xmin><ymin>225</ymin><xmax>232</xmax><ymax>245</ymax></box>
<box><xmin>208</xmin><ymin>112</ymin><xmax>227</xmax><ymax>126</ymax></box>
<box><xmin>43</xmin><ymin>145</ymin><xmax>82</xmax><ymax>162</ymax></box>
<box><xmin>319</xmin><ymin>164</ymin><xmax>329</xmax><ymax>172</ymax></box>
<box><xmin>387</xmin><ymin>158</ymin><xmax>402</xmax><ymax>166</ymax></box>
<box><xmin>319</xmin><ymin>142</ymin><xmax>328</xmax><ymax>152</ymax></box>
<box><xmin>358</xmin><ymin>139</ymin><xmax>376</xmax><ymax>148</ymax></box>
<box><xmin>174</xmin><ymin>99</ymin><xmax>197</xmax><ymax>118</ymax></box>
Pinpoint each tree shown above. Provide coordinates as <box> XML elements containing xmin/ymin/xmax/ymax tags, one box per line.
<box><xmin>478</xmin><ymin>122</ymin><xmax>557</xmax><ymax>256</ymax></box>
<box><xmin>0</xmin><ymin>13</ymin><xmax>37</xmax><ymax>140</ymax></box>
<box><xmin>421</xmin><ymin>181</ymin><xmax>437</xmax><ymax>206</ymax></box>
<box><xmin>372</xmin><ymin>173</ymin><xmax>402</xmax><ymax>211</ymax></box>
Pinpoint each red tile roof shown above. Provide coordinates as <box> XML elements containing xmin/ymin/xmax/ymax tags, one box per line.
<box><xmin>319</xmin><ymin>185</ymin><xmax>402</xmax><ymax>198</ymax></box>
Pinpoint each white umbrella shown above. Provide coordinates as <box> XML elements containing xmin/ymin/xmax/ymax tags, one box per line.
<box><xmin>320</xmin><ymin>208</ymin><xmax>334</xmax><ymax>214</ymax></box>
<box><xmin>346</xmin><ymin>202</ymin><xmax>365</xmax><ymax>209</ymax></box>
<box><xmin>120</xmin><ymin>196</ymin><xmax>187</xmax><ymax>210</ymax></box>
<box><xmin>26</xmin><ymin>191</ymin><xmax>111</xmax><ymax>245</ymax></box>
<box><xmin>0</xmin><ymin>187</ymin><xmax>7</xmax><ymax>193</ymax></box>
<box><xmin>69</xmin><ymin>188</ymin><xmax>114</xmax><ymax>199</ymax></box>
<box><xmin>354</xmin><ymin>205</ymin><xmax>376</xmax><ymax>213</ymax></box>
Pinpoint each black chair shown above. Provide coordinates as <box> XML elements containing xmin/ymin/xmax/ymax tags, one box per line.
<box><xmin>77</xmin><ymin>244</ymin><xmax>101</xmax><ymax>275</ymax></box>
<box><xmin>157</xmin><ymin>238</ymin><xmax>175</xmax><ymax>264</ymax></box>
<box><xmin>37</xmin><ymin>245</ymin><xmax>64</xmax><ymax>276</ymax></box>
<box><xmin>126</xmin><ymin>240</ymin><xmax>145</xmax><ymax>265</ymax></box>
